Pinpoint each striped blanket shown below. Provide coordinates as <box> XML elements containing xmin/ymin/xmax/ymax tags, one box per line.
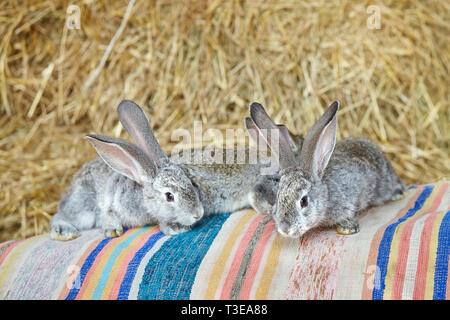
<box><xmin>0</xmin><ymin>181</ymin><xmax>448</xmax><ymax>300</ymax></box>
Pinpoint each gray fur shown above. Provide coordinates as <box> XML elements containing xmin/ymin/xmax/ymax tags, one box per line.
<box><xmin>119</xmin><ymin>101</ymin><xmax>304</xmax><ymax>218</ymax></box>
<box><xmin>50</xmin><ymin>134</ymin><xmax>203</xmax><ymax>241</ymax></box>
<box><xmin>174</xmin><ymin>148</ymin><xmax>281</xmax><ymax>216</ymax></box>
<box><xmin>252</xmin><ymin>101</ymin><xmax>406</xmax><ymax>238</ymax></box>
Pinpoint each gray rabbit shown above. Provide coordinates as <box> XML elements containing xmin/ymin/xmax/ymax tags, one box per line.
<box><xmin>50</xmin><ymin>121</ymin><xmax>204</xmax><ymax>241</ymax></box>
<box><xmin>117</xmin><ymin>100</ymin><xmax>304</xmax><ymax>220</ymax></box>
<box><xmin>249</xmin><ymin>101</ymin><xmax>405</xmax><ymax>238</ymax></box>
<box><xmin>51</xmin><ymin>100</ymin><xmax>303</xmax><ymax>241</ymax></box>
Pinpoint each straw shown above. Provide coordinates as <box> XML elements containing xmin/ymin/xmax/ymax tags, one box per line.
<box><xmin>0</xmin><ymin>0</ymin><xmax>448</xmax><ymax>241</ymax></box>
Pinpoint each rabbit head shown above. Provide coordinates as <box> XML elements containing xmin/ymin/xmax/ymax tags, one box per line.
<box><xmin>249</xmin><ymin>101</ymin><xmax>339</xmax><ymax>238</ymax></box>
<box><xmin>85</xmin><ymin>101</ymin><xmax>204</xmax><ymax>228</ymax></box>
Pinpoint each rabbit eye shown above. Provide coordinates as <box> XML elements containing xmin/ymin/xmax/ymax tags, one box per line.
<box><xmin>165</xmin><ymin>192</ymin><xmax>174</xmax><ymax>202</ymax></box>
<box><xmin>300</xmin><ymin>196</ymin><xmax>308</xmax><ymax>208</ymax></box>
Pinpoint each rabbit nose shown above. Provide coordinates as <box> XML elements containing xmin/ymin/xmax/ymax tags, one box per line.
<box><xmin>194</xmin><ymin>207</ymin><xmax>204</xmax><ymax>219</ymax></box>
<box><xmin>277</xmin><ymin>222</ymin><xmax>292</xmax><ymax>237</ymax></box>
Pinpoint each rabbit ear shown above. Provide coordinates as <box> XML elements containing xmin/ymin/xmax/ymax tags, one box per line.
<box><xmin>249</xmin><ymin>102</ymin><xmax>297</xmax><ymax>169</ymax></box>
<box><xmin>85</xmin><ymin>135</ymin><xmax>157</xmax><ymax>184</ymax></box>
<box><xmin>244</xmin><ymin>117</ymin><xmax>260</xmax><ymax>145</ymax></box>
<box><xmin>277</xmin><ymin>124</ymin><xmax>298</xmax><ymax>152</ymax></box>
<box><xmin>245</xmin><ymin>117</ymin><xmax>298</xmax><ymax>152</ymax></box>
<box><xmin>299</xmin><ymin>101</ymin><xmax>339</xmax><ymax>179</ymax></box>
<box><xmin>117</xmin><ymin>100</ymin><xmax>168</xmax><ymax>167</ymax></box>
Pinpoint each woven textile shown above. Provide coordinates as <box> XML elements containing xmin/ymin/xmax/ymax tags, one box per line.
<box><xmin>0</xmin><ymin>182</ymin><xmax>448</xmax><ymax>300</ymax></box>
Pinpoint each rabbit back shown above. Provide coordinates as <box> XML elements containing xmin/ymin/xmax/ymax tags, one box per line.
<box><xmin>176</xmin><ymin>148</ymin><xmax>269</xmax><ymax>215</ymax></box>
<box><xmin>171</xmin><ymin>148</ymin><xmax>278</xmax><ymax>216</ymax></box>
<box><xmin>170</xmin><ymin>125</ymin><xmax>304</xmax><ymax>216</ymax></box>
<box><xmin>100</xmin><ymin>172</ymin><xmax>160</xmax><ymax>227</ymax></box>
<box><xmin>324</xmin><ymin>138</ymin><xmax>405</xmax><ymax>218</ymax></box>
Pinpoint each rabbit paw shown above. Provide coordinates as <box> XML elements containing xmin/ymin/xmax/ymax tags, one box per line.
<box><xmin>102</xmin><ymin>211</ymin><xmax>123</xmax><ymax>238</ymax></box>
<box><xmin>336</xmin><ymin>220</ymin><xmax>360</xmax><ymax>235</ymax></box>
<box><xmin>103</xmin><ymin>226</ymin><xmax>123</xmax><ymax>238</ymax></box>
<box><xmin>391</xmin><ymin>191</ymin><xmax>407</xmax><ymax>201</ymax></box>
<box><xmin>159</xmin><ymin>223</ymin><xmax>191</xmax><ymax>235</ymax></box>
<box><xmin>50</xmin><ymin>222</ymin><xmax>80</xmax><ymax>241</ymax></box>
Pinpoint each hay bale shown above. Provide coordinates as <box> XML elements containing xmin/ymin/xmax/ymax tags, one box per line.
<box><xmin>0</xmin><ymin>0</ymin><xmax>448</xmax><ymax>241</ymax></box>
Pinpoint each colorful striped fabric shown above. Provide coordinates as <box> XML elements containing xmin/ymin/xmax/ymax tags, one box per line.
<box><xmin>0</xmin><ymin>181</ymin><xmax>448</xmax><ymax>300</ymax></box>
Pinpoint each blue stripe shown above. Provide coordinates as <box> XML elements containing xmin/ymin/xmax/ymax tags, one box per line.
<box><xmin>65</xmin><ymin>236</ymin><xmax>113</xmax><ymax>300</ymax></box>
<box><xmin>91</xmin><ymin>227</ymin><xmax>150</xmax><ymax>299</ymax></box>
<box><xmin>433</xmin><ymin>210</ymin><xmax>450</xmax><ymax>300</ymax></box>
<box><xmin>117</xmin><ymin>231</ymin><xmax>165</xmax><ymax>300</ymax></box>
<box><xmin>137</xmin><ymin>214</ymin><xmax>230</xmax><ymax>300</ymax></box>
<box><xmin>372</xmin><ymin>185</ymin><xmax>434</xmax><ymax>300</ymax></box>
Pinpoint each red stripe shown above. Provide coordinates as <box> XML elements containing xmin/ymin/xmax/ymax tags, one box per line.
<box><xmin>239</xmin><ymin>220</ymin><xmax>275</xmax><ymax>299</ymax></box>
<box><xmin>285</xmin><ymin>230</ymin><xmax>345</xmax><ymax>299</ymax></box>
<box><xmin>107</xmin><ymin>229</ymin><xmax>158</xmax><ymax>299</ymax></box>
<box><xmin>361</xmin><ymin>186</ymin><xmax>424</xmax><ymax>299</ymax></box>
<box><xmin>412</xmin><ymin>212</ymin><xmax>440</xmax><ymax>299</ymax></box>
<box><xmin>57</xmin><ymin>238</ymin><xmax>104</xmax><ymax>299</ymax></box>
<box><xmin>0</xmin><ymin>239</ymin><xmax>27</xmax><ymax>267</ymax></box>
<box><xmin>0</xmin><ymin>240</ymin><xmax>14</xmax><ymax>251</ymax></box>
<box><xmin>219</xmin><ymin>214</ymin><xmax>265</xmax><ymax>299</ymax></box>
<box><xmin>391</xmin><ymin>184</ymin><xmax>447</xmax><ymax>299</ymax></box>
<box><xmin>74</xmin><ymin>233</ymin><xmax>127</xmax><ymax>299</ymax></box>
